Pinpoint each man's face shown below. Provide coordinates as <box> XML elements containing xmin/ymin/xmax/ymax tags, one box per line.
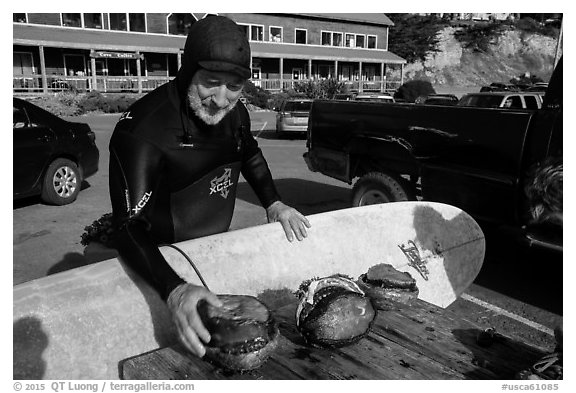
<box><xmin>188</xmin><ymin>69</ymin><xmax>245</xmax><ymax>125</ymax></box>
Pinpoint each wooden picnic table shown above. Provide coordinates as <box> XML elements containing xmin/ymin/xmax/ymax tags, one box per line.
<box><xmin>121</xmin><ymin>299</ymin><xmax>548</xmax><ymax>380</ymax></box>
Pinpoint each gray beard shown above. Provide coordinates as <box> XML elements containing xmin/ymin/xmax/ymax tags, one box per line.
<box><xmin>187</xmin><ymin>87</ymin><xmax>237</xmax><ymax>126</ymax></box>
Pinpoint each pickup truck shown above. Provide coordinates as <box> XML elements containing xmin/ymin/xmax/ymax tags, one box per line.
<box><xmin>457</xmin><ymin>91</ymin><xmax>544</xmax><ymax>109</ymax></box>
<box><xmin>304</xmin><ymin>58</ymin><xmax>562</xmax><ymax>248</ymax></box>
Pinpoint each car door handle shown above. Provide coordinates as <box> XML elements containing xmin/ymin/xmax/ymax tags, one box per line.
<box><xmin>37</xmin><ymin>135</ymin><xmax>51</xmax><ymax>142</ymax></box>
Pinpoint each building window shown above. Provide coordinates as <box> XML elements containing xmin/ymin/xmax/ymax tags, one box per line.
<box><xmin>355</xmin><ymin>34</ymin><xmax>365</xmax><ymax>48</ymax></box>
<box><xmin>62</xmin><ymin>13</ymin><xmax>82</xmax><ymax>28</ymax></box>
<box><xmin>84</xmin><ymin>13</ymin><xmax>103</xmax><ymax>29</ymax></box>
<box><xmin>321</xmin><ymin>31</ymin><xmax>343</xmax><ymax>46</ymax></box>
<box><xmin>345</xmin><ymin>33</ymin><xmax>355</xmax><ymax>48</ymax></box>
<box><xmin>167</xmin><ymin>13</ymin><xmax>196</xmax><ymax>36</ymax></box>
<box><xmin>250</xmin><ymin>25</ymin><xmax>264</xmax><ymax>41</ymax></box>
<box><xmin>367</xmin><ymin>35</ymin><xmax>377</xmax><ymax>49</ymax></box>
<box><xmin>109</xmin><ymin>13</ymin><xmax>127</xmax><ymax>31</ymax></box>
<box><xmin>64</xmin><ymin>54</ymin><xmax>86</xmax><ymax>76</ymax></box>
<box><xmin>13</xmin><ymin>13</ymin><xmax>27</xmax><ymax>23</ymax></box>
<box><xmin>295</xmin><ymin>29</ymin><xmax>307</xmax><ymax>44</ymax></box>
<box><xmin>269</xmin><ymin>26</ymin><xmax>282</xmax><ymax>42</ymax></box>
<box><xmin>129</xmin><ymin>13</ymin><xmax>146</xmax><ymax>32</ymax></box>
<box><xmin>238</xmin><ymin>24</ymin><xmax>249</xmax><ymax>38</ymax></box>
<box><xmin>13</xmin><ymin>52</ymin><xmax>34</xmax><ymax>75</ymax></box>
<box><xmin>333</xmin><ymin>32</ymin><xmax>343</xmax><ymax>47</ymax></box>
<box><xmin>234</xmin><ymin>22</ymin><xmax>265</xmax><ymax>42</ymax></box>
<box><xmin>109</xmin><ymin>13</ymin><xmax>146</xmax><ymax>32</ymax></box>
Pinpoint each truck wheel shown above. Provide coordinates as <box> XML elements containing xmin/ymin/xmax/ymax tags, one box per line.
<box><xmin>351</xmin><ymin>172</ymin><xmax>413</xmax><ymax>207</ymax></box>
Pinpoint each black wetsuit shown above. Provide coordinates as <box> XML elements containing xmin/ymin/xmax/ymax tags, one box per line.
<box><xmin>109</xmin><ymin>79</ymin><xmax>280</xmax><ymax>299</ymax></box>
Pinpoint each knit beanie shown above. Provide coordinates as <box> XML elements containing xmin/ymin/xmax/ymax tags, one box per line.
<box><xmin>177</xmin><ymin>15</ymin><xmax>251</xmax><ymax>93</ymax></box>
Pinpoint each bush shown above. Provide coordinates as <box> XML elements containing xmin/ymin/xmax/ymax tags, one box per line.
<box><xmin>292</xmin><ymin>78</ymin><xmax>348</xmax><ymax>99</ymax></box>
<box><xmin>267</xmin><ymin>92</ymin><xmax>291</xmax><ymax>111</ymax></box>
<box><xmin>394</xmin><ymin>80</ymin><xmax>436</xmax><ymax>103</ymax></box>
<box><xmin>243</xmin><ymin>81</ymin><xmax>271</xmax><ymax>109</ymax></box>
<box><xmin>77</xmin><ymin>91</ymin><xmax>139</xmax><ymax>114</ymax></box>
<box><xmin>77</xmin><ymin>91</ymin><xmax>105</xmax><ymax>113</ymax></box>
<box><xmin>55</xmin><ymin>90</ymin><xmax>81</xmax><ymax>107</ymax></box>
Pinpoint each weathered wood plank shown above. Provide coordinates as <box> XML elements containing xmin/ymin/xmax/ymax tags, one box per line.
<box><xmin>369</xmin><ymin>300</ymin><xmax>546</xmax><ymax>379</ymax></box>
<box><xmin>121</xmin><ymin>299</ymin><xmax>547</xmax><ymax>380</ymax></box>
<box><xmin>273</xmin><ymin>303</ymin><xmax>463</xmax><ymax>380</ymax></box>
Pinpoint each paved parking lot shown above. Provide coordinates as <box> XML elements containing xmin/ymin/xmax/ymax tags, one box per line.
<box><xmin>13</xmin><ymin>111</ymin><xmax>562</xmax><ymax>352</ymax></box>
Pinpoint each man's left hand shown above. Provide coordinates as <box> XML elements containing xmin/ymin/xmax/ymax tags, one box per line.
<box><xmin>266</xmin><ymin>201</ymin><xmax>311</xmax><ymax>242</ymax></box>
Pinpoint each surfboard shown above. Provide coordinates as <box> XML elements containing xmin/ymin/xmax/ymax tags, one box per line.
<box><xmin>163</xmin><ymin>201</ymin><xmax>485</xmax><ymax>308</ymax></box>
<box><xmin>13</xmin><ymin>201</ymin><xmax>484</xmax><ymax>379</ymax></box>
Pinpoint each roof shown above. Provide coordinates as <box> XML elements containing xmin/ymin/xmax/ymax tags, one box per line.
<box><xmin>14</xmin><ymin>22</ymin><xmax>406</xmax><ymax>64</ymax></box>
<box><xmin>251</xmin><ymin>41</ymin><xmax>406</xmax><ymax>64</ymax></box>
<box><xmin>286</xmin><ymin>13</ymin><xmax>394</xmax><ymax>26</ymax></box>
<box><xmin>14</xmin><ymin>23</ymin><xmax>186</xmax><ymax>53</ymax></box>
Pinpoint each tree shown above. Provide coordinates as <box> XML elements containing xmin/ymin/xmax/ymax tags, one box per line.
<box><xmin>387</xmin><ymin>14</ymin><xmax>448</xmax><ymax>63</ymax></box>
<box><xmin>453</xmin><ymin>22</ymin><xmax>506</xmax><ymax>53</ymax></box>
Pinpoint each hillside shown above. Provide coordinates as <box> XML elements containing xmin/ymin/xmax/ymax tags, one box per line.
<box><xmin>400</xmin><ymin>26</ymin><xmax>561</xmax><ymax>94</ymax></box>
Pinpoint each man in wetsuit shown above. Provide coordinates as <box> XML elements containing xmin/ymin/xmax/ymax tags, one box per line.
<box><xmin>109</xmin><ymin>15</ymin><xmax>311</xmax><ymax>358</ymax></box>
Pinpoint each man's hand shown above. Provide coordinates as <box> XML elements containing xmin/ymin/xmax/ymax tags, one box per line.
<box><xmin>266</xmin><ymin>201</ymin><xmax>311</xmax><ymax>242</ymax></box>
<box><xmin>166</xmin><ymin>283</ymin><xmax>223</xmax><ymax>357</ymax></box>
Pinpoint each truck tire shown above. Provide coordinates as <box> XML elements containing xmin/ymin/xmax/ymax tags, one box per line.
<box><xmin>351</xmin><ymin>172</ymin><xmax>413</xmax><ymax>207</ymax></box>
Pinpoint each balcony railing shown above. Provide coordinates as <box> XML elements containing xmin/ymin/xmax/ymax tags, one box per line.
<box><xmin>253</xmin><ymin>78</ymin><xmax>401</xmax><ymax>93</ymax></box>
<box><xmin>14</xmin><ymin>75</ymin><xmax>401</xmax><ymax>94</ymax></box>
<box><xmin>13</xmin><ymin>75</ymin><xmax>173</xmax><ymax>94</ymax></box>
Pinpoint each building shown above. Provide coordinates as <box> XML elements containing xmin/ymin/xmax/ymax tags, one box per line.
<box><xmin>13</xmin><ymin>13</ymin><xmax>406</xmax><ymax>94</ymax></box>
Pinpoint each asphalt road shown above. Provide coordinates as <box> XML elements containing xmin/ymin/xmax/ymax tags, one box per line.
<box><xmin>13</xmin><ymin>111</ymin><xmax>562</xmax><ymax>354</ymax></box>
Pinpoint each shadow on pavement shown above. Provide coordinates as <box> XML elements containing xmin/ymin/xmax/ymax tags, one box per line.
<box><xmin>13</xmin><ymin>316</ymin><xmax>49</xmax><ymax>380</ymax></box>
<box><xmin>47</xmin><ymin>252</ymin><xmax>94</xmax><ymax>276</ymax></box>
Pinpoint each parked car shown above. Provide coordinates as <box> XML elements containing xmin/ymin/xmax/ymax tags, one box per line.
<box><xmin>526</xmin><ymin>85</ymin><xmax>548</xmax><ymax>94</ymax></box>
<box><xmin>275</xmin><ymin>98</ymin><xmax>313</xmax><ymax>135</ymax></box>
<box><xmin>333</xmin><ymin>93</ymin><xmax>355</xmax><ymax>101</ymax></box>
<box><xmin>457</xmin><ymin>92</ymin><xmax>543</xmax><ymax>110</ymax></box>
<box><xmin>13</xmin><ymin>97</ymin><xmax>99</xmax><ymax>205</ymax></box>
<box><xmin>354</xmin><ymin>93</ymin><xmax>395</xmax><ymax>103</ymax></box>
<box><xmin>479</xmin><ymin>82</ymin><xmax>520</xmax><ymax>92</ymax></box>
<box><xmin>415</xmin><ymin>94</ymin><xmax>459</xmax><ymax>106</ymax></box>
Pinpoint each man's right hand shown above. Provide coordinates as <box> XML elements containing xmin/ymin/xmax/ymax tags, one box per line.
<box><xmin>166</xmin><ymin>283</ymin><xmax>223</xmax><ymax>357</ymax></box>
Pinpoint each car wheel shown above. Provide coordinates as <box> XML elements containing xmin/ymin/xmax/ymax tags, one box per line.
<box><xmin>41</xmin><ymin>158</ymin><xmax>82</xmax><ymax>205</ymax></box>
<box><xmin>351</xmin><ymin>172</ymin><xmax>413</xmax><ymax>207</ymax></box>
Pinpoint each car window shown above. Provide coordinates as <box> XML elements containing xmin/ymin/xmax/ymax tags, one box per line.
<box><xmin>524</xmin><ymin>95</ymin><xmax>539</xmax><ymax>109</ymax></box>
<box><xmin>284</xmin><ymin>101</ymin><xmax>312</xmax><ymax>112</ymax></box>
<box><xmin>17</xmin><ymin>100</ymin><xmax>61</xmax><ymax>128</ymax></box>
<box><xmin>459</xmin><ymin>95</ymin><xmax>503</xmax><ymax>108</ymax></box>
<box><xmin>13</xmin><ymin>107</ymin><xmax>28</xmax><ymax>128</ymax></box>
<box><xmin>507</xmin><ymin>96</ymin><xmax>523</xmax><ymax>109</ymax></box>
